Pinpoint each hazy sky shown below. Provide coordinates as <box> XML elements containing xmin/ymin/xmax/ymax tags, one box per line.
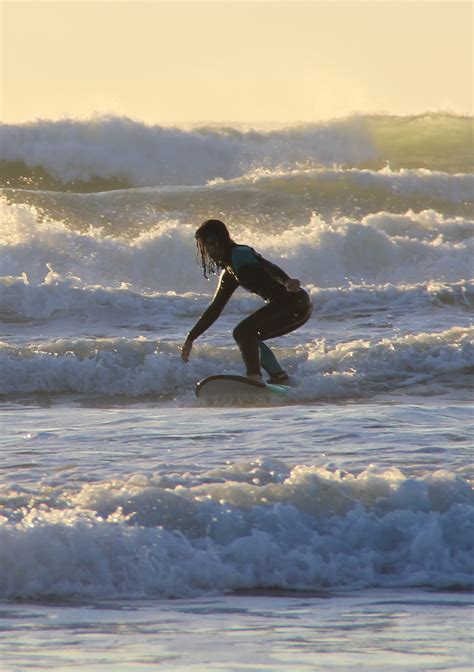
<box><xmin>1</xmin><ymin>1</ymin><xmax>472</xmax><ymax>124</ymax></box>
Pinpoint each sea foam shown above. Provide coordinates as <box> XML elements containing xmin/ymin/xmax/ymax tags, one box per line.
<box><xmin>0</xmin><ymin>463</ymin><xmax>472</xmax><ymax>599</ymax></box>
<box><xmin>2</xmin><ymin>270</ymin><xmax>472</xmax><ymax>323</ymax></box>
<box><xmin>1</xmin><ymin>325</ymin><xmax>471</xmax><ymax>398</ymax></box>
<box><xmin>1</xmin><ymin>114</ymin><xmax>472</xmax><ymax>190</ymax></box>
<box><xmin>1</xmin><ymin>201</ymin><xmax>472</xmax><ymax>289</ymax></box>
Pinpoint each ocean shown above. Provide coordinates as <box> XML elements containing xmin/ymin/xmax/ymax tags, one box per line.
<box><xmin>0</xmin><ymin>113</ymin><xmax>473</xmax><ymax>671</ymax></box>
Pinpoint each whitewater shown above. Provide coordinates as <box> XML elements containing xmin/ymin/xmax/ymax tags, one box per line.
<box><xmin>0</xmin><ymin>113</ymin><xmax>473</xmax><ymax>671</ymax></box>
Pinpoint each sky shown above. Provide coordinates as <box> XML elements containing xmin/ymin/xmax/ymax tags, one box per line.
<box><xmin>1</xmin><ymin>1</ymin><xmax>472</xmax><ymax>125</ymax></box>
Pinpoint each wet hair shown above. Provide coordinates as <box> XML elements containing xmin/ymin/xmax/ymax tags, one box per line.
<box><xmin>195</xmin><ymin>219</ymin><xmax>231</xmax><ymax>279</ymax></box>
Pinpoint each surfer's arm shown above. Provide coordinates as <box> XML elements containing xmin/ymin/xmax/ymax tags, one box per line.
<box><xmin>257</xmin><ymin>259</ymin><xmax>301</xmax><ymax>291</ymax></box>
<box><xmin>181</xmin><ymin>271</ymin><xmax>238</xmax><ymax>362</ymax></box>
<box><xmin>237</xmin><ymin>256</ymin><xmax>301</xmax><ymax>293</ymax></box>
<box><xmin>282</xmin><ymin>278</ymin><xmax>301</xmax><ymax>292</ymax></box>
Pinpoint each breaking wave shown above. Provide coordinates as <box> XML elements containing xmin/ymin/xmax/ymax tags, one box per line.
<box><xmin>0</xmin><ymin>461</ymin><xmax>472</xmax><ymax>599</ymax></box>
<box><xmin>1</xmin><ymin>113</ymin><xmax>472</xmax><ymax>191</ymax></box>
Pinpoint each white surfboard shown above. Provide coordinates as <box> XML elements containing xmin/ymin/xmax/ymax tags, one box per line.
<box><xmin>195</xmin><ymin>374</ymin><xmax>290</xmax><ymax>404</ymax></box>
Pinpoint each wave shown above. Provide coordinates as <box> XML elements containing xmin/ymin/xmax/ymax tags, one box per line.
<box><xmin>298</xmin><ymin>326</ymin><xmax>473</xmax><ymax>400</ymax></box>
<box><xmin>214</xmin><ymin>165</ymin><xmax>474</xmax><ymax>202</ymax></box>
<box><xmin>1</xmin><ymin>268</ymin><xmax>473</xmax><ymax>324</ymax></box>
<box><xmin>210</xmin><ymin>166</ymin><xmax>474</xmax><ymax>218</ymax></box>
<box><xmin>4</xmin><ymin>165</ymin><xmax>472</xmax><ymax>230</ymax></box>
<box><xmin>0</xmin><ymin>326</ymin><xmax>471</xmax><ymax>398</ymax></box>
<box><xmin>1</xmin><ymin>113</ymin><xmax>472</xmax><ymax>191</ymax></box>
<box><xmin>0</xmin><ymin>462</ymin><xmax>472</xmax><ymax>599</ymax></box>
<box><xmin>1</xmin><ymin>201</ymin><xmax>473</xmax><ymax>289</ymax></box>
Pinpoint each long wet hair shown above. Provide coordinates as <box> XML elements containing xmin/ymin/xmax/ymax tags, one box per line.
<box><xmin>195</xmin><ymin>219</ymin><xmax>232</xmax><ymax>279</ymax></box>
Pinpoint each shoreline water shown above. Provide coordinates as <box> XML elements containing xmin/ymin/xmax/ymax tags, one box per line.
<box><xmin>1</xmin><ymin>589</ymin><xmax>472</xmax><ymax>671</ymax></box>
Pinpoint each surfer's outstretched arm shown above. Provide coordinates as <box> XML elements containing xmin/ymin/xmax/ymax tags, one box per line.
<box><xmin>181</xmin><ymin>270</ymin><xmax>238</xmax><ymax>362</ymax></box>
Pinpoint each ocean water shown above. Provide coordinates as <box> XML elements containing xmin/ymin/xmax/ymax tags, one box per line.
<box><xmin>0</xmin><ymin>113</ymin><xmax>473</xmax><ymax>671</ymax></box>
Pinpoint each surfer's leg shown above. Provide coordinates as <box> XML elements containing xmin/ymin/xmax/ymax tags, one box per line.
<box><xmin>259</xmin><ymin>341</ymin><xmax>285</xmax><ymax>377</ymax></box>
<box><xmin>233</xmin><ymin>316</ymin><xmax>262</xmax><ymax>376</ymax></box>
<box><xmin>233</xmin><ymin>290</ymin><xmax>312</xmax><ymax>377</ymax></box>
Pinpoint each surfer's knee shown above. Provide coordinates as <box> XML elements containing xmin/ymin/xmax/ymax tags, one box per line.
<box><xmin>233</xmin><ymin>322</ymin><xmax>248</xmax><ymax>345</ymax></box>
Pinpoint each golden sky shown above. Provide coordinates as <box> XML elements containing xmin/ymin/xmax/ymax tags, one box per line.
<box><xmin>1</xmin><ymin>1</ymin><xmax>472</xmax><ymax>124</ymax></box>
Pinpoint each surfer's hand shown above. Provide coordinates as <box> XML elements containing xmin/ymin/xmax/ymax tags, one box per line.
<box><xmin>181</xmin><ymin>338</ymin><xmax>193</xmax><ymax>363</ymax></box>
<box><xmin>284</xmin><ymin>278</ymin><xmax>301</xmax><ymax>292</ymax></box>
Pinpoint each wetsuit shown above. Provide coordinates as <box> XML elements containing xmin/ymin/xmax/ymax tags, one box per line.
<box><xmin>187</xmin><ymin>245</ymin><xmax>312</xmax><ymax>377</ymax></box>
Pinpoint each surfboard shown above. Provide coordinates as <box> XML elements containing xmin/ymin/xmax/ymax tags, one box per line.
<box><xmin>195</xmin><ymin>374</ymin><xmax>290</xmax><ymax>404</ymax></box>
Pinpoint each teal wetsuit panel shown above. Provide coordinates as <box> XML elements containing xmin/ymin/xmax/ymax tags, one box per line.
<box><xmin>259</xmin><ymin>342</ymin><xmax>284</xmax><ymax>376</ymax></box>
<box><xmin>231</xmin><ymin>246</ymin><xmax>259</xmax><ymax>273</ymax></box>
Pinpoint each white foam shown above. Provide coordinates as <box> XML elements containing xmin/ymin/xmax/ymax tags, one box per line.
<box><xmin>0</xmin><ymin>268</ymin><xmax>201</xmax><ymax>322</ymax></box>
<box><xmin>1</xmin><ymin>201</ymin><xmax>472</xmax><ymax>289</ymax></box>
<box><xmin>0</xmin><ymin>464</ymin><xmax>472</xmax><ymax>599</ymax></box>
<box><xmin>3</xmin><ymin>262</ymin><xmax>472</xmax><ymax>328</ymax></box>
<box><xmin>214</xmin><ymin>166</ymin><xmax>474</xmax><ymax>205</ymax></box>
<box><xmin>312</xmin><ymin>279</ymin><xmax>474</xmax><ymax>315</ymax></box>
<box><xmin>0</xmin><ymin>336</ymin><xmax>206</xmax><ymax>396</ymax></box>
<box><xmin>0</xmin><ymin>325</ymin><xmax>471</xmax><ymax>398</ymax></box>
<box><xmin>260</xmin><ymin>212</ymin><xmax>474</xmax><ymax>286</ymax></box>
<box><xmin>0</xmin><ymin>116</ymin><xmax>376</xmax><ymax>186</ymax></box>
<box><xmin>296</xmin><ymin>326</ymin><xmax>474</xmax><ymax>399</ymax></box>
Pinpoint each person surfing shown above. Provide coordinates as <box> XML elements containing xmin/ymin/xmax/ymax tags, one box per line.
<box><xmin>181</xmin><ymin>219</ymin><xmax>312</xmax><ymax>384</ymax></box>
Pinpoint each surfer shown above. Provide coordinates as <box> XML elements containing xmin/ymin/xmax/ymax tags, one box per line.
<box><xmin>181</xmin><ymin>219</ymin><xmax>312</xmax><ymax>383</ymax></box>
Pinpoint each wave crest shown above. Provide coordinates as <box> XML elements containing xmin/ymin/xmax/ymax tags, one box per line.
<box><xmin>1</xmin><ymin>113</ymin><xmax>472</xmax><ymax>191</ymax></box>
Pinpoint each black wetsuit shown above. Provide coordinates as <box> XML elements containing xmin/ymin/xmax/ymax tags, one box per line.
<box><xmin>187</xmin><ymin>245</ymin><xmax>312</xmax><ymax>376</ymax></box>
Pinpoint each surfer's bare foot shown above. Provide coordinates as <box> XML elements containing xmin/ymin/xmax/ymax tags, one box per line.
<box><xmin>247</xmin><ymin>374</ymin><xmax>263</xmax><ymax>382</ymax></box>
